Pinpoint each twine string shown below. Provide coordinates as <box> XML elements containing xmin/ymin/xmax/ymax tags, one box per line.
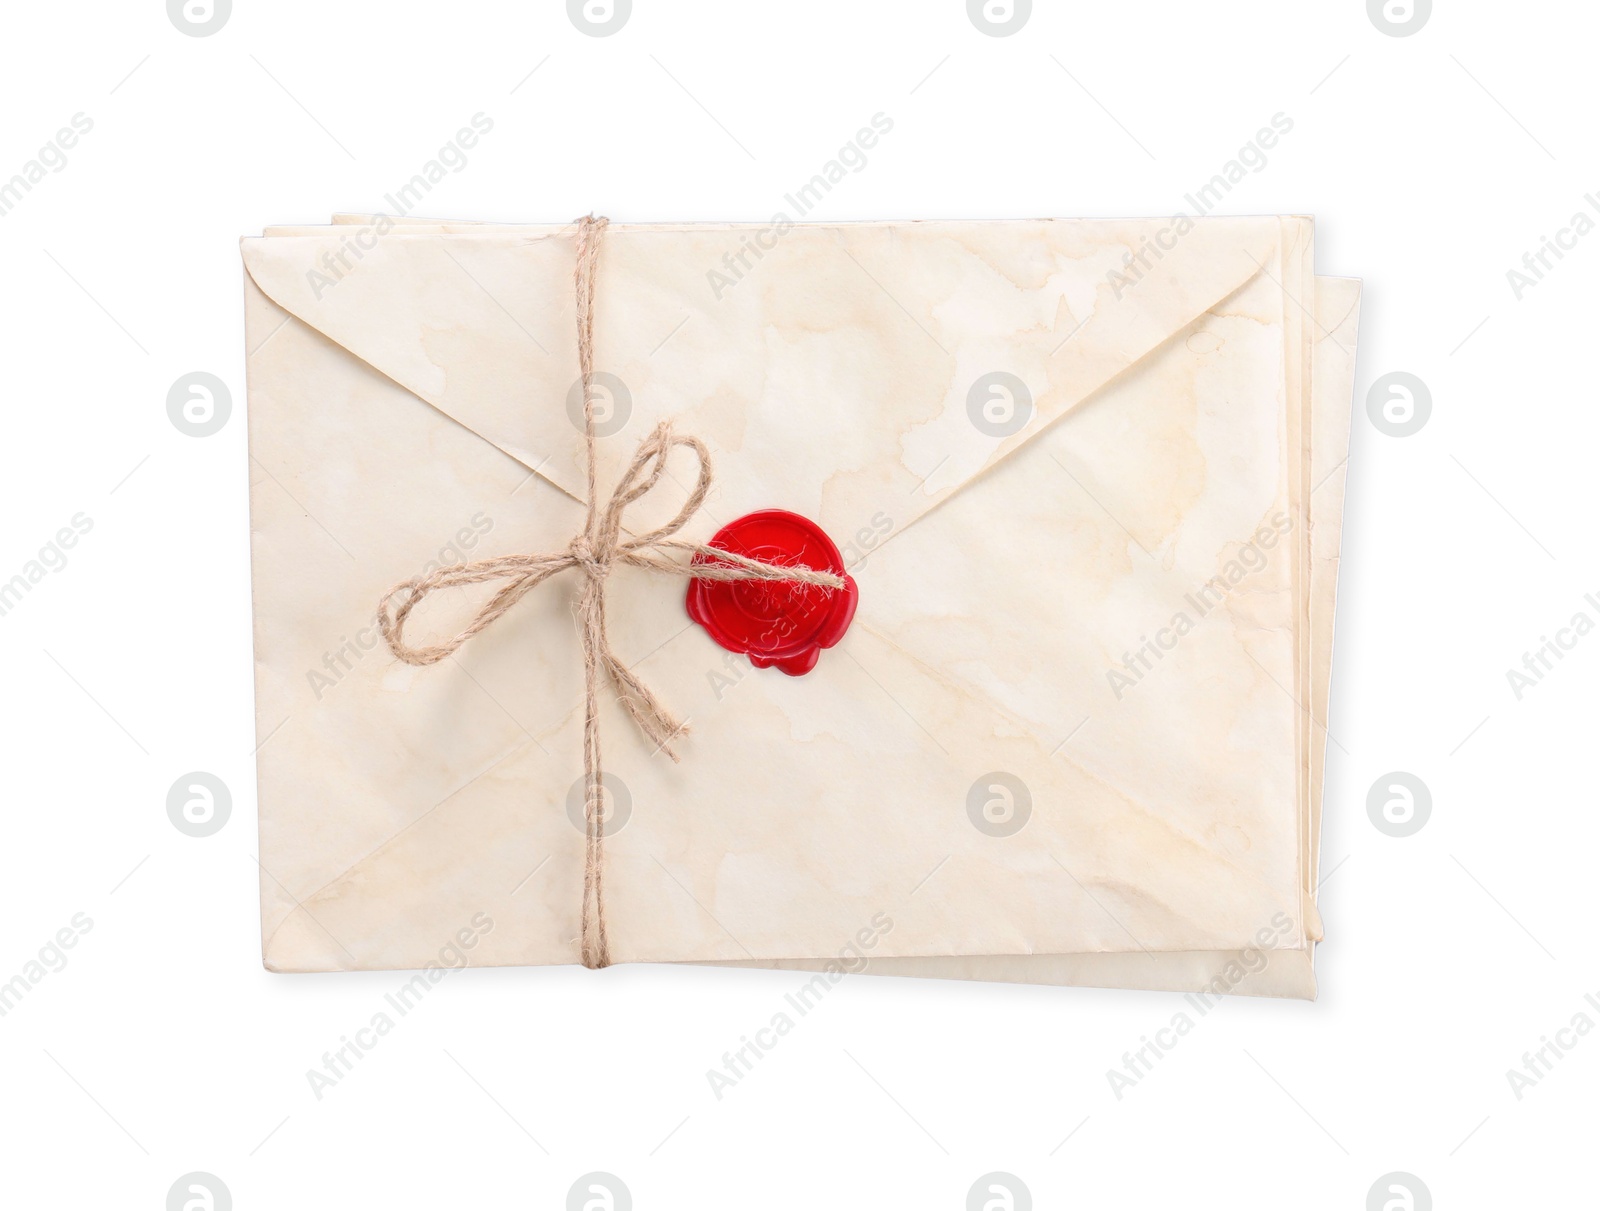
<box><xmin>377</xmin><ymin>215</ymin><xmax>843</xmax><ymax>969</ymax></box>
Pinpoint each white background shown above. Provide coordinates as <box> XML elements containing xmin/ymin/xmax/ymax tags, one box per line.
<box><xmin>0</xmin><ymin>1</ymin><xmax>1593</xmax><ymax>1206</ymax></box>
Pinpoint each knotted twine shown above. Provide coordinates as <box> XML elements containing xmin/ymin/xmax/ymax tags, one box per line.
<box><xmin>376</xmin><ymin>215</ymin><xmax>844</xmax><ymax>969</ymax></box>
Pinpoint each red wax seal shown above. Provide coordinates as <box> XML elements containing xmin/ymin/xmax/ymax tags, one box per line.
<box><xmin>686</xmin><ymin>510</ymin><xmax>859</xmax><ymax>676</ymax></box>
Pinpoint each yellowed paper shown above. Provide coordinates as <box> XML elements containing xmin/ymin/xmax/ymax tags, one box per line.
<box><xmin>241</xmin><ymin>216</ymin><xmax>1358</xmax><ymax>996</ymax></box>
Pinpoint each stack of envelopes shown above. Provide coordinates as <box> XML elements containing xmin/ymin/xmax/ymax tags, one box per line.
<box><xmin>242</xmin><ymin>215</ymin><xmax>1360</xmax><ymax>998</ymax></box>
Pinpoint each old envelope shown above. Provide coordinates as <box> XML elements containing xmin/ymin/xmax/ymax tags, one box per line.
<box><xmin>241</xmin><ymin>215</ymin><xmax>1359</xmax><ymax>997</ymax></box>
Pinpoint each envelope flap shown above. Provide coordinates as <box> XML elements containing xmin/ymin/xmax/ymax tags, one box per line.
<box><xmin>615</xmin><ymin>218</ymin><xmax>1281</xmax><ymax>544</ymax></box>
<box><xmin>245</xmin><ymin>220</ymin><xmax>1278</xmax><ymax>542</ymax></box>
<box><xmin>849</xmin><ymin>217</ymin><xmax>1283</xmax><ymax>535</ymax></box>
<box><xmin>242</xmin><ymin>229</ymin><xmax>587</xmax><ymax>500</ymax></box>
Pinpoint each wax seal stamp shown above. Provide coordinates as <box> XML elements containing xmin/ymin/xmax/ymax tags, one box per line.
<box><xmin>686</xmin><ymin>510</ymin><xmax>859</xmax><ymax>675</ymax></box>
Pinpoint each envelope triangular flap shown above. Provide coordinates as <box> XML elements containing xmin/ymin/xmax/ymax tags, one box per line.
<box><xmin>242</xmin><ymin>229</ymin><xmax>583</xmax><ymax>497</ymax></box>
<box><xmin>241</xmin><ymin>219</ymin><xmax>1278</xmax><ymax>537</ymax></box>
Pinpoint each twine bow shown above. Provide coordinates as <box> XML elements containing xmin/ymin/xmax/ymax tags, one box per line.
<box><xmin>376</xmin><ymin>216</ymin><xmax>844</xmax><ymax>969</ymax></box>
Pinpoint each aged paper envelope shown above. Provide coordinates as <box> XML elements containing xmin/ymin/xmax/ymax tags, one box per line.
<box><xmin>718</xmin><ymin>274</ymin><xmax>1360</xmax><ymax>998</ymax></box>
<box><xmin>309</xmin><ymin>217</ymin><xmax>1360</xmax><ymax>995</ymax></box>
<box><xmin>242</xmin><ymin>216</ymin><xmax>1357</xmax><ymax>996</ymax></box>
